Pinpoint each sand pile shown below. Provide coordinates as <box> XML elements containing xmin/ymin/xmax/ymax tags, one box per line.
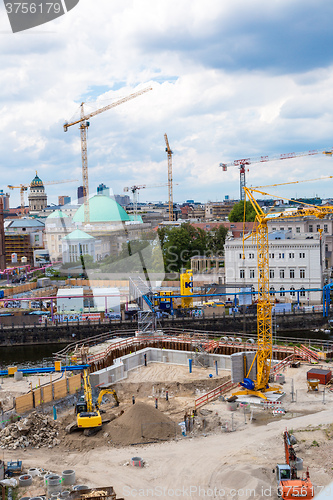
<box><xmin>212</xmin><ymin>464</ymin><xmax>274</xmax><ymax>499</ymax></box>
<box><xmin>106</xmin><ymin>402</ymin><xmax>180</xmax><ymax>445</ymax></box>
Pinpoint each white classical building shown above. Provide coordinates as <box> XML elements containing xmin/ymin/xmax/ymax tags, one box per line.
<box><xmin>225</xmin><ymin>231</ymin><xmax>325</xmax><ymax>304</ymax></box>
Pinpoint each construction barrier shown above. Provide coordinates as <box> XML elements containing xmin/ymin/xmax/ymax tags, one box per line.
<box><xmin>261</xmin><ymin>401</ymin><xmax>283</xmax><ymax>409</ymax></box>
<box><xmin>15</xmin><ymin>373</ymin><xmax>81</xmax><ymax>414</ymax></box>
<box><xmin>194</xmin><ymin>379</ymin><xmax>238</xmax><ymax>409</ymax></box>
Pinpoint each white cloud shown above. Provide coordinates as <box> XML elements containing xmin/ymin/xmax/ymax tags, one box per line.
<box><xmin>1</xmin><ymin>0</ymin><xmax>333</xmax><ymax>207</ymax></box>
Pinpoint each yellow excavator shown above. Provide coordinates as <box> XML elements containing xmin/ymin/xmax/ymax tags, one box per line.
<box><xmin>66</xmin><ymin>370</ymin><xmax>119</xmax><ymax>436</ymax></box>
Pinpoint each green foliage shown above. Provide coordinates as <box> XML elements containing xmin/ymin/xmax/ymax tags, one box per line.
<box><xmin>157</xmin><ymin>223</ymin><xmax>227</xmax><ymax>273</ymax></box>
<box><xmin>228</xmin><ymin>200</ymin><xmax>256</xmax><ymax>222</ymax></box>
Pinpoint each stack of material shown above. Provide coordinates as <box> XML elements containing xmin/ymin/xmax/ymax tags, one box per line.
<box><xmin>0</xmin><ymin>412</ymin><xmax>60</xmax><ymax>449</ymax></box>
<box><xmin>231</xmin><ymin>351</ymin><xmax>257</xmax><ymax>383</ymax></box>
<box><xmin>69</xmin><ymin>486</ymin><xmax>122</xmax><ymax>500</ymax></box>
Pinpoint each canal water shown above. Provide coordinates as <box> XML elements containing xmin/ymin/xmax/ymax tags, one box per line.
<box><xmin>0</xmin><ymin>343</ymin><xmax>68</xmax><ymax>368</ymax></box>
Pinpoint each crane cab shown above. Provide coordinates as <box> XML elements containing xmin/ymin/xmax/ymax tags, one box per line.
<box><xmin>276</xmin><ymin>464</ymin><xmax>291</xmax><ymax>483</ymax></box>
<box><xmin>77</xmin><ymin>410</ymin><xmax>102</xmax><ymax>429</ymax></box>
<box><xmin>75</xmin><ymin>398</ymin><xmax>102</xmax><ymax>429</ymax></box>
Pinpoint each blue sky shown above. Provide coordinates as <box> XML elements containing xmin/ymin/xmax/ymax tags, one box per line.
<box><xmin>1</xmin><ymin>0</ymin><xmax>333</xmax><ymax>208</ymax></box>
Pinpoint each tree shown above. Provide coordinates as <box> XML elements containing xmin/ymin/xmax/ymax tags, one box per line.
<box><xmin>228</xmin><ymin>200</ymin><xmax>256</xmax><ymax>222</ymax></box>
<box><xmin>207</xmin><ymin>225</ymin><xmax>228</xmax><ymax>256</ymax></box>
<box><xmin>157</xmin><ymin>223</ymin><xmax>209</xmax><ymax>273</ymax></box>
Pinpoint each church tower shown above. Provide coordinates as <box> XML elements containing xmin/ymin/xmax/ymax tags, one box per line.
<box><xmin>28</xmin><ymin>172</ymin><xmax>47</xmax><ymax>214</ymax></box>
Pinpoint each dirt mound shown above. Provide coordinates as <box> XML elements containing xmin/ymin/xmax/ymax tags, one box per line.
<box><xmin>105</xmin><ymin>402</ymin><xmax>180</xmax><ymax>445</ymax></box>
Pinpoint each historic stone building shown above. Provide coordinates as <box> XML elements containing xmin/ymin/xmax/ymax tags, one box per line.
<box><xmin>28</xmin><ymin>172</ymin><xmax>47</xmax><ymax>214</ymax></box>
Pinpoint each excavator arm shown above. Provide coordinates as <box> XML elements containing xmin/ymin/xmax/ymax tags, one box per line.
<box><xmin>96</xmin><ymin>389</ymin><xmax>120</xmax><ymax>409</ymax></box>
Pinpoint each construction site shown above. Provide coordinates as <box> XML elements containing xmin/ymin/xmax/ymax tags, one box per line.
<box><xmin>0</xmin><ymin>326</ymin><xmax>333</xmax><ymax>500</ymax></box>
<box><xmin>1</xmin><ymin>181</ymin><xmax>333</xmax><ymax>500</ymax></box>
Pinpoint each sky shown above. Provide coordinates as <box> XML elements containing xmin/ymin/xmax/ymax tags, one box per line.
<box><xmin>2</xmin><ymin>0</ymin><xmax>333</xmax><ymax>208</ymax></box>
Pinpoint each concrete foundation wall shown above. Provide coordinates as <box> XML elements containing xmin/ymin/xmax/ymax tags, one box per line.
<box><xmin>89</xmin><ymin>347</ymin><xmax>232</xmax><ymax>387</ymax></box>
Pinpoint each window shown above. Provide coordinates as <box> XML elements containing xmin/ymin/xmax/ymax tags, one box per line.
<box><xmin>269</xmin><ymin>269</ymin><xmax>274</xmax><ymax>279</ymax></box>
<box><xmin>290</xmin><ymin>269</ymin><xmax>295</xmax><ymax>279</ymax></box>
<box><xmin>309</xmin><ymin>225</ymin><xmax>313</xmax><ymax>232</ymax></box>
<box><xmin>289</xmin><ymin>253</ymin><xmax>294</xmax><ymax>259</ymax></box>
<box><xmin>272</xmin><ymin>227</ymin><xmax>276</xmax><ymax>232</ymax></box>
<box><xmin>239</xmin><ymin>254</ymin><xmax>242</xmax><ymax>259</ymax></box>
<box><xmin>279</xmin><ymin>253</ymin><xmax>285</xmax><ymax>259</ymax></box>
<box><xmin>279</xmin><ymin>269</ymin><xmax>285</xmax><ymax>279</ymax></box>
<box><xmin>300</xmin><ymin>269</ymin><xmax>305</xmax><ymax>279</ymax></box>
<box><xmin>324</xmin><ymin>224</ymin><xmax>328</xmax><ymax>233</ymax></box>
<box><xmin>280</xmin><ymin>227</ymin><xmax>284</xmax><ymax>231</ymax></box>
<box><xmin>249</xmin><ymin>253</ymin><xmax>254</xmax><ymax>259</ymax></box>
<box><xmin>290</xmin><ymin>286</ymin><xmax>295</xmax><ymax>297</ymax></box>
<box><xmin>280</xmin><ymin>287</ymin><xmax>285</xmax><ymax>297</ymax></box>
<box><xmin>325</xmin><ymin>244</ymin><xmax>328</xmax><ymax>252</ymax></box>
<box><xmin>300</xmin><ymin>287</ymin><xmax>305</xmax><ymax>297</ymax></box>
<box><xmin>269</xmin><ymin>253</ymin><xmax>275</xmax><ymax>259</ymax></box>
<box><xmin>250</xmin><ymin>269</ymin><xmax>255</xmax><ymax>279</ymax></box>
<box><xmin>35</xmin><ymin>235</ymin><xmax>39</xmax><ymax>242</ymax></box>
<box><xmin>288</xmin><ymin>227</ymin><xmax>292</xmax><ymax>231</ymax></box>
<box><xmin>299</xmin><ymin>252</ymin><xmax>305</xmax><ymax>259</ymax></box>
<box><xmin>317</xmin><ymin>224</ymin><xmax>320</xmax><ymax>232</ymax></box>
<box><xmin>270</xmin><ymin>286</ymin><xmax>275</xmax><ymax>295</ymax></box>
<box><xmin>296</xmin><ymin>227</ymin><xmax>300</xmax><ymax>233</ymax></box>
<box><xmin>240</xmin><ymin>269</ymin><xmax>245</xmax><ymax>279</ymax></box>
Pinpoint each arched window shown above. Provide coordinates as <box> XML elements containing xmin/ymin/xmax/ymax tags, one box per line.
<box><xmin>280</xmin><ymin>287</ymin><xmax>285</xmax><ymax>297</ymax></box>
<box><xmin>290</xmin><ymin>286</ymin><xmax>295</xmax><ymax>297</ymax></box>
<box><xmin>300</xmin><ymin>287</ymin><xmax>306</xmax><ymax>297</ymax></box>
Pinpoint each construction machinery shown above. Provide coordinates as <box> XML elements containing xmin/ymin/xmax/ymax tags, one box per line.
<box><xmin>66</xmin><ymin>370</ymin><xmax>119</xmax><ymax>436</ymax></box>
<box><xmin>220</xmin><ymin>147</ymin><xmax>333</xmax><ymax>200</ymax></box>
<box><xmin>8</xmin><ymin>177</ymin><xmax>78</xmax><ymax>215</ymax></box>
<box><xmin>64</xmin><ymin>86</ymin><xmax>152</xmax><ymax>223</ymax></box>
<box><xmin>274</xmin><ymin>430</ymin><xmax>313</xmax><ymax>499</ymax></box>
<box><xmin>233</xmin><ymin>184</ymin><xmax>333</xmax><ymax>399</ymax></box>
<box><xmin>124</xmin><ymin>182</ymin><xmax>177</xmax><ymax>219</ymax></box>
<box><xmin>164</xmin><ymin>133</ymin><xmax>174</xmax><ymax>221</ymax></box>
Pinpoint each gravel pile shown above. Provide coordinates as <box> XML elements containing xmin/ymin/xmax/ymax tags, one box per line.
<box><xmin>0</xmin><ymin>411</ymin><xmax>61</xmax><ymax>450</ymax></box>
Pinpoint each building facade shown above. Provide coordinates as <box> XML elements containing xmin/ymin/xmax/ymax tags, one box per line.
<box><xmin>225</xmin><ymin>232</ymin><xmax>324</xmax><ymax>304</ymax></box>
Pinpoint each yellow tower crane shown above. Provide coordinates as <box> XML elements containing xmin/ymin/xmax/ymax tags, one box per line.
<box><xmin>164</xmin><ymin>133</ymin><xmax>173</xmax><ymax>222</ymax></box>
<box><xmin>8</xmin><ymin>177</ymin><xmax>78</xmax><ymax>215</ymax></box>
<box><xmin>234</xmin><ymin>182</ymin><xmax>333</xmax><ymax>399</ymax></box>
<box><xmin>64</xmin><ymin>87</ymin><xmax>153</xmax><ymax>223</ymax></box>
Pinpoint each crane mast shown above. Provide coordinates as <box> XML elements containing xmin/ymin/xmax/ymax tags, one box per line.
<box><xmin>164</xmin><ymin>133</ymin><xmax>173</xmax><ymax>221</ymax></box>
<box><xmin>79</xmin><ymin>103</ymin><xmax>90</xmax><ymax>223</ymax></box>
<box><xmin>64</xmin><ymin>87</ymin><xmax>153</xmax><ymax>223</ymax></box>
<box><xmin>235</xmin><ymin>186</ymin><xmax>333</xmax><ymax>399</ymax></box>
<box><xmin>124</xmin><ymin>182</ymin><xmax>175</xmax><ymax>219</ymax></box>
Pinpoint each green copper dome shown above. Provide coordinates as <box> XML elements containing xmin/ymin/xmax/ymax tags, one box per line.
<box><xmin>73</xmin><ymin>195</ymin><xmax>130</xmax><ymax>223</ymax></box>
<box><xmin>63</xmin><ymin>229</ymin><xmax>95</xmax><ymax>240</ymax></box>
<box><xmin>31</xmin><ymin>171</ymin><xmax>44</xmax><ymax>187</ymax></box>
<box><xmin>47</xmin><ymin>209</ymin><xmax>69</xmax><ymax>219</ymax></box>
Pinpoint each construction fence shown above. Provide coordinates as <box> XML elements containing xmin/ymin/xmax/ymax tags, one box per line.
<box><xmin>15</xmin><ymin>373</ymin><xmax>81</xmax><ymax>414</ymax></box>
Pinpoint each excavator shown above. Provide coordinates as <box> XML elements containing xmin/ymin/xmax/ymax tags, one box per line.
<box><xmin>66</xmin><ymin>370</ymin><xmax>119</xmax><ymax>436</ymax></box>
<box><xmin>274</xmin><ymin>430</ymin><xmax>314</xmax><ymax>499</ymax></box>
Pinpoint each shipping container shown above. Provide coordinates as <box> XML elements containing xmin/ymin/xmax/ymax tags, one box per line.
<box><xmin>306</xmin><ymin>368</ymin><xmax>331</xmax><ymax>385</ymax></box>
